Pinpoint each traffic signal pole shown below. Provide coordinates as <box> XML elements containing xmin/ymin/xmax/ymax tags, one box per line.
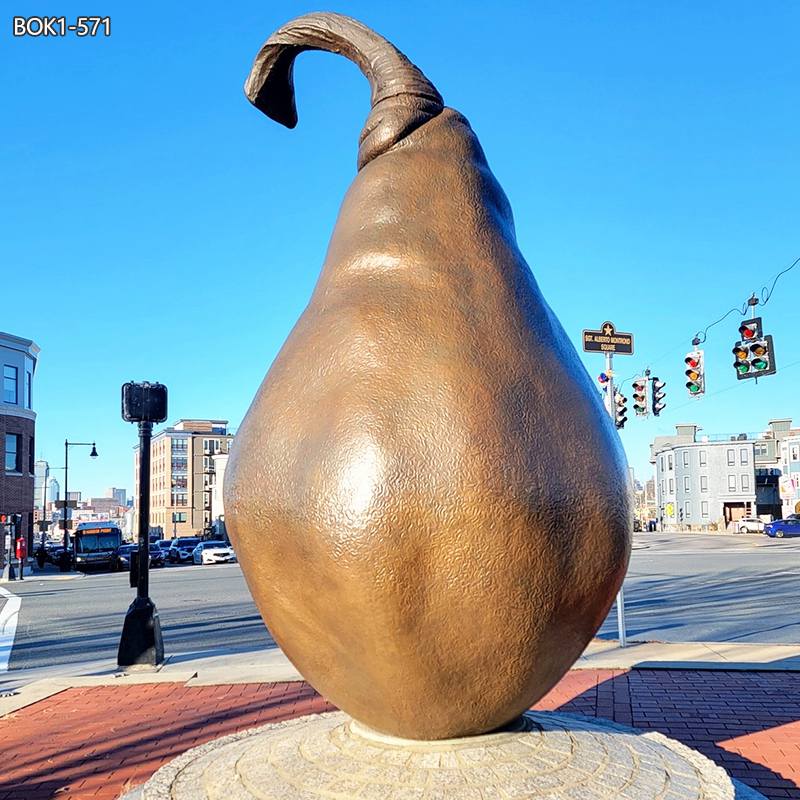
<box><xmin>604</xmin><ymin>351</ymin><xmax>628</xmax><ymax>648</ymax></box>
<box><xmin>117</xmin><ymin>381</ymin><xmax>167</xmax><ymax>668</ymax></box>
<box><xmin>117</xmin><ymin>420</ymin><xmax>164</xmax><ymax>667</ymax></box>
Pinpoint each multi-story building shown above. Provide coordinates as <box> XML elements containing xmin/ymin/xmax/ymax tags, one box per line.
<box><xmin>779</xmin><ymin>435</ymin><xmax>800</xmax><ymax>517</ymax></box>
<box><xmin>107</xmin><ymin>487</ymin><xmax>127</xmax><ymax>506</ymax></box>
<box><xmin>134</xmin><ymin>419</ymin><xmax>234</xmax><ymax>538</ymax></box>
<box><xmin>47</xmin><ymin>476</ymin><xmax>60</xmax><ymax>504</ymax></box>
<box><xmin>653</xmin><ymin>425</ymin><xmax>755</xmax><ymax>530</ymax></box>
<box><xmin>33</xmin><ymin>459</ymin><xmax>50</xmax><ymax>513</ymax></box>
<box><xmin>209</xmin><ymin>451</ymin><xmax>229</xmax><ymax>540</ymax></box>
<box><xmin>651</xmin><ymin>419</ymin><xmax>797</xmax><ymax>530</ymax></box>
<box><xmin>1</xmin><ymin>331</ymin><xmax>39</xmax><ymax>553</ymax></box>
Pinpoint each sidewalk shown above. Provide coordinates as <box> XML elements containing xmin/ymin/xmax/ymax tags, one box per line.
<box><xmin>2</xmin><ymin>639</ymin><xmax>800</xmax><ymax>799</ymax></box>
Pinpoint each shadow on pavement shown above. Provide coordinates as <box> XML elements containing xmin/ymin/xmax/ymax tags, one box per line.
<box><xmin>1</xmin><ymin>670</ymin><xmax>798</xmax><ymax>799</ymax></box>
<box><xmin>599</xmin><ymin>568</ymin><xmax>800</xmax><ymax>644</ymax></box>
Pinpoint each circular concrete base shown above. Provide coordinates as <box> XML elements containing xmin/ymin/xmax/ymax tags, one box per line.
<box><xmin>122</xmin><ymin>711</ymin><xmax>765</xmax><ymax>799</ymax></box>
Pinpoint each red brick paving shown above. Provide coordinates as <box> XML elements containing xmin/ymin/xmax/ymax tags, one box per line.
<box><xmin>1</xmin><ymin>670</ymin><xmax>798</xmax><ymax>799</ymax></box>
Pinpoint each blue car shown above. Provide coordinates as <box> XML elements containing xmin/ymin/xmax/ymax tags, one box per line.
<box><xmin>764</xmin><ymin>518</ymin><xmax>800</xmax><ymax>538</ymax></box>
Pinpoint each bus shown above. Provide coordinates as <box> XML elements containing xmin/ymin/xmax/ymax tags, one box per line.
<box><xmin>73</xmin><ymin>522</ymin><xmax>124</xmax><ymax>571</ymax></box>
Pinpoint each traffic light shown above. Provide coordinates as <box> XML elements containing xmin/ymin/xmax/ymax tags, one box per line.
<box><xmin>632</xmin><ymin>378</ymin><xmax>649</xmax><ymax>416</ymax></box>
<box><xmin>614</xmin><ymin>392</ymin><xmax>628</xmax><ymax>429</ymax></box>
<box><xmin>732</xmin><ymin>317</ymin><xmax>776</xmax><ymax>380</ymax></box>
<box><xmin>651</xmin><ymin>377</ymin><xmax>666</xmax><ymax>416</ymax></box>
<box><xmin>684</xmin><ymin>350</ymin><xmax>705</xmax><ymax>397</ymax></box>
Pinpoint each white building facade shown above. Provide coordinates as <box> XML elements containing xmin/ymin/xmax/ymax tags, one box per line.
<box><xmin>779</xmin><ymin>435</ymin><xmax>800</xmax><ymax>517</ymax></box>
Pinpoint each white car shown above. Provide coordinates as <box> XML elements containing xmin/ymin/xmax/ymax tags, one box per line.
<box><xmin>737</xmin><ymin>516</ymin><xmax>765</xmax><ymax>533</ymax></box>
<box><xmin>192</xmin><ymin>540</ymin><xmax>237</xmax><ymax>565</ymax></box>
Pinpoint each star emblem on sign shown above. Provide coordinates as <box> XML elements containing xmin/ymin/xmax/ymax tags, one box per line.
<box><xmin>603</xmin><ymin>324</ymin><xmax>613</xmax><ymax>335</ymax></box>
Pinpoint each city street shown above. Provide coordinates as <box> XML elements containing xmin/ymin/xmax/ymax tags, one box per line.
<box><xmin>2</xmin><ymin>531</ymin><xmax>800</xmax><ymax>675</ymax></box>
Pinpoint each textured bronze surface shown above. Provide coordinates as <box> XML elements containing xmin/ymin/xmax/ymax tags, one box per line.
<box><xmin>225</xmin><ymin>12</ymin><xmax>631</xmax><ymax>740</ymax></box>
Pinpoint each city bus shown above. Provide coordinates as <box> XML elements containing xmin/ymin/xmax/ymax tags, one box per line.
<box><xmin>73</xmin><ymin>522</ymin><xmax>124</xmax><ymax>571</ymax></box>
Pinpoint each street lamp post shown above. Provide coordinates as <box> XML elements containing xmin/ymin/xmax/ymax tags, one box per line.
<box><xmin>117</xmin><ymin>381</ymin><xmax>167</xmax><ymax>668</ymax></box>
<box><xmin>61</xmin><ymin>440</ymin><xmax>98</xmax><ymax>568</ymax></box>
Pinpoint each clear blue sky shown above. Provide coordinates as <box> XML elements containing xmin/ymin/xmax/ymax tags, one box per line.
<box><xmin>4</xmin><ymin>1</ymin><xmax>799</xmax><ymax>499</ymax></box>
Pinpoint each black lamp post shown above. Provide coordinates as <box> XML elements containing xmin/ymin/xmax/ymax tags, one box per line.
<box><xmin>61</xmin><ymin>440</ymin><xmax>98</xmax><ymax>566</ymax></box>
<box><xmin>117</xmin><ymin>381</ymin><xmax>167</xmax><ymax>667</ymax></box>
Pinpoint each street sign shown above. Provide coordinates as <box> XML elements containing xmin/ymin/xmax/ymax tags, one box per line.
<box><xmin>55</xmin><ymin>499</ymin><xmax>78</xmax><ymax>509</ymax></box>
<box><xmin>582</xmin><ymin>321</ymin><xmax>634</xmax><ymax>355</ymax></box>
<box><xmin>59</xmin><ymin>520</ymin><xmax>73</xmax><ymax>530</ymax></box>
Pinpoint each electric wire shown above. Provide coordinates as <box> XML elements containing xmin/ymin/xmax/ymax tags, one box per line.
<box><xmin>760</xmin><ymin>255</ymin><xmax>800</xmax><ymax>305</ymax></box>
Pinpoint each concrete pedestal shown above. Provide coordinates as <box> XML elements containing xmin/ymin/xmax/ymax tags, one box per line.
<box><xmin>121</xmin><ymin>711</ymin><xmax>765</xmax><ymax>799</ymax></box>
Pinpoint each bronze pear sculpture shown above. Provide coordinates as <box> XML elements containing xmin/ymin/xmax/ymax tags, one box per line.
<box><xmin>225</xmin><ymin>12</ymin><xmax>631</xmax><ymax>740</ymax></box>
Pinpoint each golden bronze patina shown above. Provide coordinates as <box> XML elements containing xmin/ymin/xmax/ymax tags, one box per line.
<box><xmin>225</xmin><ymin>12</ymin><xmax>631</xmax><ymax>740</ymax></box>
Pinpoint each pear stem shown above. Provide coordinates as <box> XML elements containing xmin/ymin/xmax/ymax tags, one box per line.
<box><xmin>245</xmin><ymin>12</ymin><xmax>444</xmax><ymax>170</ymax></box>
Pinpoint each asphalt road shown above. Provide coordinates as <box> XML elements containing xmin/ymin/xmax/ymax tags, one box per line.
<box><xmin>4</xmin><ymin>562</ymin><xmax>272</xmax><ymax>673</ymax></box>
<box><xmin>3</xmin><ymin>531</ymin><xmax>800</xmax><ymax>674</ymax></box>
<box><xmin>598</xmin><ymin>531</ymin><xmax>800</xmax><ymax>643</ymax></box>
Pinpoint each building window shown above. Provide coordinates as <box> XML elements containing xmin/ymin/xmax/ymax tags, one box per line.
<box><xmin>660</xmin><ymin>455</ymin><xmax>665</xmax><ymax>472</ymax></box>
<box><xmin>728</xmin><ymin>475</ymin><xmax>736</xmax><ymax>492</ymax></box>
<box><xmin>683</xmin><ymin>476</ymin><xmax>690</xmax><ymax>492</ymax></box>
<box><xmin>171</xmin><ymin>456</ymin><xmax>188</xmax><ymax>473</ymax></box>
<box><xmin>699</xmin><ymin>450</ymin><xmax>707</xmax><ymax>466</ymax></box>
<box><xmin>171</xmin><ymin>491</ymin><xmax>188</xmax><ymax>507</ymax></box>
<box><xmin>740</xmin><ymin>448</ymin><xmax>749</xmax><ymax>465</ymax></box>
<box><xmin>727</xmin><ymin>449</ymin><xmax>735</xmax><ymax>466</ymax></box>
<box><xmin>661</xmin><ymin>480</ymin><xmax>665</xmax><ymax>496</ymax></box>
<box><xmin>685</xmin><ymin>501</ymin><xmax>691</xmax><ymax>517</ymax></box>
<box><xmin>669</xmin><ymin>478</ymin><xmax>674</xmax><ymax>493</ymax></box>
<box><xmin>701</xmin><ymin>501</ymin><xmax>709</xmax><ymax>517</ymax></box>
<box><xmin>3</xmin><ymin>366</ymin><xmax>18</xmax><ymax>404</ymax></box>
<box><xmin>791</xmin><ymin>445</ymin><xmax>800</xmax><ymax>462</ymax></box>
<box><xmin>683</xmin><ymin>451</ymin><xmax>689</xmax><ymax>467</ymax></box>
<box><xmin>28</xmin><ymin>436</ymin><xmax>34</xmax><ymax>474</ymax></box>
<box><xmin>4</xmin><ymin>433</ymin><xmax>21</xmax><ymax>472</ymax></box>
<box><xmin>700</xmin><ymin>475</ymin><xmax>708</xmax><ymax>492</ymax></box>
<box><xmin>742</xmin><ymin>474</ymin><xmax>750</xmax><ymax>491</ymax></box>
<box><xmin>668</xmin><ymin>454</ymin><xmax>673</xmax><ymax>470</ymax></box>
<box><xmin>25</xmin><ymin>370</ymin><xmax>32</xmax><ymax>409</ymax></box>
<box><xmin>755</xmin><ymin>443</ymin><xmax>768</xmax><ymax>457</ymax></box>
<box><xmin>172</xmin><ymin>437</ymin><xmax>188</xmax><ymax>454</ymax></box>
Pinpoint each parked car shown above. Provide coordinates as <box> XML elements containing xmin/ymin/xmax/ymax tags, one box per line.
<box><xmin>168</xmin><ymin>537</ymin><xmax>201</xmax><ymax>563</ymax></box>
<box><xmin>192</xmin><ymin>540</ymin><xmax>237</xmax><ymax>565</ymax></box>
<box><xmin>736</xmin><ymin>516</ymin><xmax>765</xmax><ymax>534</ymax></box>
<box><xmin>120</xmin><ymin>543</ymin><xmax>166</xmax><ymax>569</ymax></box>
<box><xmin>116</xmin><ymin>544</ymin><xmax>137</xmax><ymax>569</ymax></box>
<box><xmin>44</xmin><ymin>542</ymin><xmax>64</xmax><ymax>563</ymax></box>
<box><xmin>764</xmin><ymin>518</ymin><xmax>800</xmax><ymax>538</ymax></box>
<box><xmin>156</xmin><ymin>539</ymin><xmax>173</xmax><ymax>556</ymax></box>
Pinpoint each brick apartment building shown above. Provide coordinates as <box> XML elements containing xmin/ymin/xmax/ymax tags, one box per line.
<box><xmin>134</xmin><ymin>419</ymin><xmax>234</xmax><ymax>538</ymax></box>
<box><xmin>1</xmin><ymin>331</ymin><xmax>40</xmax><ymax>553</ymax></box>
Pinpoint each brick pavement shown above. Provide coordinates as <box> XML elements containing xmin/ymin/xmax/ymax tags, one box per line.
<box><xmin>1</xmin><ymin>669</ymin><xmax>798</xmax><ymax>800</ymax></box>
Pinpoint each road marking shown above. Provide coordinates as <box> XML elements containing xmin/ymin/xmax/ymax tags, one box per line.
<box><xmin>0</xmin><ymin>586</ymin><xmax>21</xmax><ymax>672</ymax></box>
